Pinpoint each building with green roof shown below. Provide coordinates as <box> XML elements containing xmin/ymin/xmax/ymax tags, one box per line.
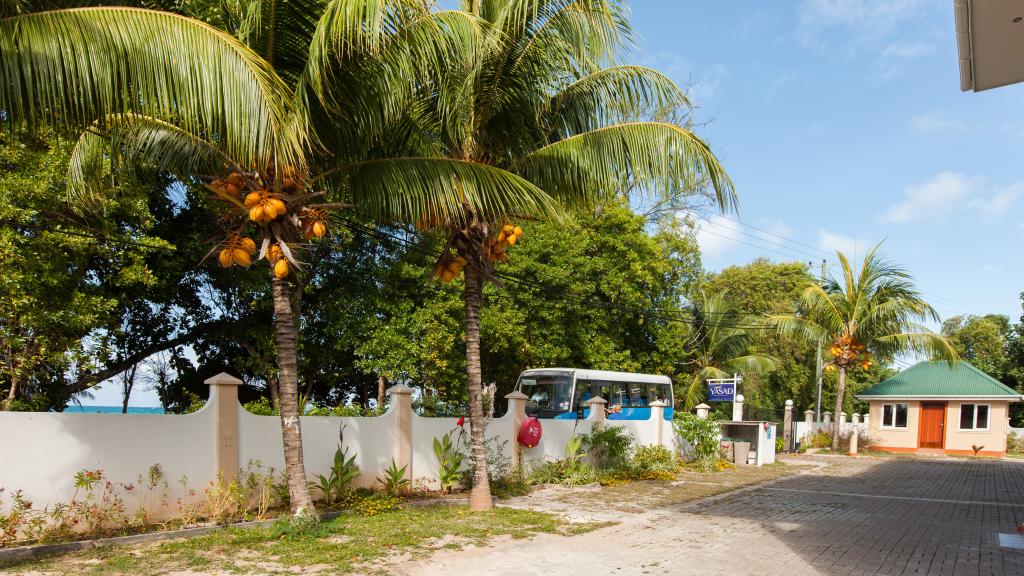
<box><xmin>855</xmin><ymin>361</ymin><xmax>1021</xmax><ymax>457</ymax></box>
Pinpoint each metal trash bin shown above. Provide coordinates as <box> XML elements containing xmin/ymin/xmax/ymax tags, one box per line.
<box><xmin>734</xmin><ymin>441</ymin><xmax>751</xmax><ymax>466</ymax></box>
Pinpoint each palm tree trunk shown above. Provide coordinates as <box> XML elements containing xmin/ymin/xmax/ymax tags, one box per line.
<box><xmin>377</xmin><ymin>375</ymin><xmax>386</xmax><ymax>408</ymax></box>
<box><xmin>463</xmin><ymin>256</ymin><xmax>492</xmax><ymax>511</ymax></box>
<box><xmin>832</xmin><ymin>366</ymin><xmax>847</xmax><ymax>449</ymax></box>
<box><xmin>272</xmin><ymin>276</ymin><xmax>317</xmax><ymax>518</ymax></box>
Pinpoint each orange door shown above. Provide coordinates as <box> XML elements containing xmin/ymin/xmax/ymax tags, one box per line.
<box><xmin>919</xmin><ymin>402</ymin><xmax>946</xmax><ymax>448</ymax></box>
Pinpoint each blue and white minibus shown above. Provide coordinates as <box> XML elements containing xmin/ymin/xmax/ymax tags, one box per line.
<box><xmin>514</xmin><ymin>368</ymin><xmax>674</xmax><ymax>420</ymax></box>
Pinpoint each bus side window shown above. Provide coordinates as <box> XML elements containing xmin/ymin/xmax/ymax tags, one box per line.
<box><xmin>573</xmin><ymin>379</ymin><xmax>594</xmax><ymax>408</ymax></box>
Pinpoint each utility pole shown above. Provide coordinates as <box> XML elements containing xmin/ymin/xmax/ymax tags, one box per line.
<box><xmin>814</xmin><ymin>258</ymin><xmax>826</xmax><ymax>421</ymax></box>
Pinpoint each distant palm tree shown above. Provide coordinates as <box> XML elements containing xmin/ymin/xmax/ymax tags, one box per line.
<box><xmin>681</xmin><ymin>290</ymin><xmax>775</xmax><ymax>409</ymax></box>
<box><xmin>768</xmin><ymin>244</ymin><xmax>957</xmax><ymax>448</ymax></box>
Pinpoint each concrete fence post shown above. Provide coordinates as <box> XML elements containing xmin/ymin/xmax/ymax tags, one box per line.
<box><xmin>839</xmin><ymin>411</ymin><xmax>848</xmax><ymax>431</ymax></box>
<box><xmin>505</xmin><ymin>391</ymin><xmax>528</xmax><ymax>472</ymax></box>
<box><xmin>387</xmin><ymin>385</ymin><xmax>414</xmax><ymax>482</ymax></box>
<box><xmin>804</xmin><ymin>409</ymin><xmax>815</xmax><ymax>428</ymax></box>
<box><xmin>587</xmin><ymin>396</ymin><xmax>608</xmax><ymax>432</ymax></box>
<box><xmin>783</xmin><ymin>399</ymin><xmax>793</xmax><ymax>452</ymax></box>
<box><xmin>849</xmin><ymin>425</ymin><xmax>859</xmax><ymax>456</ymax></box>
<box><xmin>823</xmin><ymin>411</ymin><xmax>832</xmax><ymax>425</ymax></box>
<box><xmin>863</xmin><ymin>413</ymin><xmax>870</xmax><ymax>428</ymax></box>
<box><xmin>732</xmin><ymin>394</ymin><xmax>745</xmax><ymax>422</ymax></box>
<box><xmin>695</xmin><ymin>403</ymin><xmax>711</xmax><ymax>420</ymax></box>
<box><xmin>851</xmin><ymin>413</ymin><xmax>861</xmax><ymax>426</ymax></box>
<box><xmin>649</xmin><ymin>400</ymin><xmax>667</xmax><ymax>446</ymax></box>
<box><xmin>206</xmin><ymin>372</ymin><xmax>243</xmax><ymax>483</ymax></box>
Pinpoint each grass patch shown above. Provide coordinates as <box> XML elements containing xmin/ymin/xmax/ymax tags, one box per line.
<box><xmin>1</xmin><ymin>505</ymin><xmax>596</xmax><ymax>575</ymax></box>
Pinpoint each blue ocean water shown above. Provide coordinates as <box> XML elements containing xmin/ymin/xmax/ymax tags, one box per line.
<box><xmin>62</xmin><ymin>406</ymin><xmax>165</xmax><ymax>414</ymax></box>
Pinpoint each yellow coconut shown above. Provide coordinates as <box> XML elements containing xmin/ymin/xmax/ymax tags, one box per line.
<box><xmin>232</xmin><ymin>249</ymin><xmax>252</xmax><ymax>267</ymax></box>
<box><xmin>274</xmin><ymin>259</ymin><xmax>289</xmax><ymax>279</ymax></box>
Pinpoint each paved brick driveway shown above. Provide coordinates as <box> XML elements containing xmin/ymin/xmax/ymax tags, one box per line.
<box><xmin>396</xmin><ymin>456</ymin><xmax>1024</xmax><ymax>576</ymax></box>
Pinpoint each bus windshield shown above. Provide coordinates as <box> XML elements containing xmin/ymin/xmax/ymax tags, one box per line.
<box><xmin>518</xmin><ymin>372</ymin><xmax>573</xmax><ymax>417</ymax></box>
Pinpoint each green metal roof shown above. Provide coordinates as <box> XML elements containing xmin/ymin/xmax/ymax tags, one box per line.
<box><xmin>857</xmin><ymin>361</ymin><xmax>1022</xmax><ymax>399</ymax></box>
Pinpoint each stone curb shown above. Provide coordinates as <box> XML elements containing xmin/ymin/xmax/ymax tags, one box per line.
<box><xmin>0</xmin><ymin>497</ymin><xmax>480</xmax><ymax>562</ymax></box>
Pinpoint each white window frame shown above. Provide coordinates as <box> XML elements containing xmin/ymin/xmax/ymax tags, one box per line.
<box><xmin>958</xmin><ymin>403</ymin><xmax>991</xmax><ymax>431</ymax></box>
<box><xmin>881</xmin><ymin>403</ymin><xmax>909</xmax><ymax>429</ymax></box>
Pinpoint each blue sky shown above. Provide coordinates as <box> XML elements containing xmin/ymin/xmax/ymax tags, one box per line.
<box><xmin>85</xmin><ymin>1</ymin><xmax>1023</xmax><ymax>407</ymax></box>
<box><xmin>632</xmin><ymin>0</ymin><xmax>1024</xmax><ymax>324</ymax></box>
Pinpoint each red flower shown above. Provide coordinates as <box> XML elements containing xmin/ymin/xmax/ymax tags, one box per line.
<box><xmin>456</xmin><ymin>416</ymin><xmax>465</xmax><ymax>428</ymax></box>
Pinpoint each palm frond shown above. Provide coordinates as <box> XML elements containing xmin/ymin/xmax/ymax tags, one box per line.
<box><xmin>517</xmin><ymin>121</ymin><xmax>736</xmax><ymax>213</ymax></box>
<box><xmin>542</xmin><ymin>65</ymin><xmax>690</xmax><ymax>137</ymax></box>
<box><xmin>68</xmin><ymin>115</ymin><xmax>232</xmax><ymax>202</ymax></box>
<box><xmin>333</xmin><ymin>157</ymin><xmax>566</xmax><ymax>227</ymax></box>
<box><xmin>1</xmin><ymin>7</ymin><xmax>305</xmax><ymax>171</ymax></box>
<box><xmin>873</xmin><ymin>332</ymin><xmax>959</xmax><ymax>363</ymax></box>
<box><xmin>766</xmin><ymin>314</ymin><xmax>829</xmax><ymax>345</ymax></box>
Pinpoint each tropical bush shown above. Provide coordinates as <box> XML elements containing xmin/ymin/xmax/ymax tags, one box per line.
<box><xmin>527</xmin><ymin>436</ymin><xmax>597</xmax><ymax>488</ymax></box>
<box><xmin>1008</xmin><ymin>433</ymin><xmax>1024</xmax><ymax>455</ymax></box>
<box><xmin>433</xmin><ymin>433</ymin><xmax>464</xmax><ymax>494</ymax></box>
<box><xmin>377</xmin><ymin>460</ymin><xmax>410</xmax><ymax>497</ymax></box>
<box><xmin>580</xmin><ymin>425</ymin><xmax>633</xmax><ymax>470</ymax></box>
<box><xmin>673</xmin><ymin>413</ymin><xmax>721</xmax><ymax>460</ymax></box>
<box><xmin>311</xmin><ymin>447</ymin><xmax>359</xmax><ymax>505</ymax></box>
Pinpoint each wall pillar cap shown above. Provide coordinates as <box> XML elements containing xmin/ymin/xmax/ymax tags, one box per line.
<box><xmin>504</xmin><ymin>391</ymin><xmax>529</xmax><ymax>400</ymax></box>
<box><xmin>735</xmin><ymin>394</ymin><xmax>745</xmax><ymax>402</ymax></box>
<box><xmin>205</xmin><ymin>372</ymin><xmax>242</xmax><ymax>386</ymax></box>
<box><xmin>386</xmin><ymin>384</ymin><xmax>413</xmax><ymax>396</ymax></box>
<box><xmin>823</xmin><ymin>410</ymin><xmax>832</xmax><ymax>415</ymax></box>
<box><xmin>587</xmin><ymin>396</ymin><xmax>608</xmax><ymax>405</ymax></box>
<box><xmin>695</xmin><ymin>403</ymin><xmax>712</xmax><ymax>410</ymax></box>
<box><xmin>649</xmin><ymin>400</ymin><xmax>667</xmax><ymax>408</ymax></box>
<box><xmin>804</xmin><ymin>409</ymin><xmax>816</xmax><ymax>415</ymax></box>
<box><xmin>785</xmin><ymin>399</ymin><xmax>794</xmax><ymax>407</ymax></box>
<box><xmin>840</xmin><ymin>411</ymin><xmax>848</xmax><ymax>416</ymax></box>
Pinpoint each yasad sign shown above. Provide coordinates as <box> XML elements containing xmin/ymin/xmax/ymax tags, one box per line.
<box><xmin>707</xmin><ymin>382</ymin><xmax>735</xmax><ymax>402</ymax></box>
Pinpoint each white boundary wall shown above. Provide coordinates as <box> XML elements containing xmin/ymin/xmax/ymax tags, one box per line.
<box><xmin>0</xmin><ymin>376</ymin><xmax>676</xmax><ymax>515</ymax></box>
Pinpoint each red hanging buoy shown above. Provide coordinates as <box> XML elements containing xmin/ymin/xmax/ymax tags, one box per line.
<box><xmin>517</xmin><ymin>416</ymin><xmax>543</xmax><ymax>448</ymax></box>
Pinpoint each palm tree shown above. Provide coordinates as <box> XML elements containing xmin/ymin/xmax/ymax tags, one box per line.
<box><xmin>768</xmin><ymin>244</ymin><xmax>958</xmax><ymax>448</ymax></box>
<box><xmin>680</xmin><ymin>290</ymin><xmax>776</xmax><ymax>410</ymax></box>
<box><xmin>337</xmin><ymin>0</ymin><xmax>736</xmax><ymax>510</ymax></box>
<box><xmin>1</xmin><ymin>0</ymin><xmax>480</xmax><ymax>517</ymax></box>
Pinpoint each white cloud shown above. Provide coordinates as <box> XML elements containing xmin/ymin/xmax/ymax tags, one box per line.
<box><xmin>695</xmin><ymin>215</ymin><xmax>743</xmax><ymax>258</ymax></box>
<box><xmin>971</xmin><ymin>182</ymin><xmax>1024</xmax><ymax>220</ymax></box>
<box><xmin>817</xmin><ymin>230</ymin><xmax>869</xmax><ymax>257</ymax></box>
<box><xmin>882</xmin><ymin>173</ymin><xmax>1024</xmax><ymax>224</ymax></box>
<box><xmin>882</xmin><ymin>172</ymin><xmax>976</xmax><ymax>224</ymax></box>
<box><xmin>797</xmin><ymin>0</ymin><xmax>928</xmax><ymax>47</ymax></box>
<box><xmin>910</xmin><ymin>112</ymin><xmax>965</xmax><ymax>134</ymax></box>
<box><xmin>797</xmin><ymin>0</ymin><xmax>938</xmax><ymax>79</ymax></box>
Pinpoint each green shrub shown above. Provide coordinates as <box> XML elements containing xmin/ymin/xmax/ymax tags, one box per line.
<box><xmin>631</xmin><ymin>445</ymin><xmax>679</xmax><ymax>473</ymax></box>
<box><xmin>580</xmin><ymin>425</ymin><xmax>633</xmax><ymax>470</ymax></box>
<box><xmin>377</xmin><ymin>460</ymin><xmax>410</xmax><ymax>496</ymax></box>
<box><xmin>673</xmin><ymin>413</ymin><xmax>721</xmax><ymax>460</ymax></box>
<box><xmin>1007</xmin><ymin>433</ymin><xmax>1024</xmax><ymax>455</ymax></box>
<box><xmin>433</xmin><ymin>432</ymin><xmax>464</xmax><ymax>493</ymax></box>
<box><xmin>527</xmin><ymin>436</ymin><xmax>597</xmax><ymax>488</ymax></box>
<box><xmin>310</xmin><ymin>446</ymin><xmax>359</xmax><ymax>505</ymax></box>
<box><xmin>805</xmin><ymin>430</ymin><xmax>832</xmax><ymax>448</ymax></box>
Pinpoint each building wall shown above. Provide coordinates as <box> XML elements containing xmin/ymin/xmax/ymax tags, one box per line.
<box><xmin>867</xmin><ymin>400</ymin><xmax>920</xmax><ymax>449</ymax></box>
<box><xmin>867</xmin><ymin>399</ymin><xmax>1010</xmax><ymax>455</ymax></box>
<box><xmin>943</xmin><ymin>400</ymin><xmax>1009</xmax><ymax>454</ymax></box>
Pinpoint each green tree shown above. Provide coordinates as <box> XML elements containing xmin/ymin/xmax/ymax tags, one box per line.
<box><xmin>768</xmin><ymin>244</ymin><xmax>958</xmax><ymax>448</ymax></box>
<box><xmin>679</xmin><ymin>290</ymin><xmax>776</xmax><ymax>409</ymax></box>
<box><xmin>941</xmin><ymin>314</ymin><xmax>1011</xmax><ymax>377</ymax></box>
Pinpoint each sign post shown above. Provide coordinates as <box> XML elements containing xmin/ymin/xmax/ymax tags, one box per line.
<box><xmin>706</xmin><ymin>374</ymin><xmax>743</xmax><ymax>419</ymax></box>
